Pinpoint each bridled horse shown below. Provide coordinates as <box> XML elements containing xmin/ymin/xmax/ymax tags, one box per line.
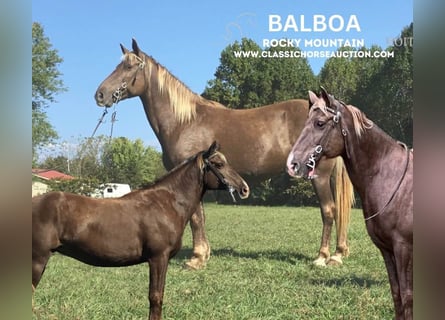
<box><xmin>32</xmin><ymin>142</ymin><xmax>249</xmax><ymax>320</ymax></box>
<box><xmin>286</xmin><ymin>88</ymin><xmax>413</xmax><ymax>320</ymax></box>
<box><xmin>95</xmin><ymin>39</ymin><xmax>354</xmax><ymax>267</ymax></box>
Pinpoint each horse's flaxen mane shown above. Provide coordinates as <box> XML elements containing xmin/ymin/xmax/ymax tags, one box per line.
<box><xmin>343</xmin><ymin>104</ymin><xmax>373</xmax><ymax>138</ymax></box>
<box><xmin>123</xmin><ymin>52</ymin><xmax>224</xmax><ymax>123</ymax></box>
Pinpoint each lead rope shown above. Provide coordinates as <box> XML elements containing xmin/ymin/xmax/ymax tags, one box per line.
<box><xmin>109</xmin><ymin>108</ymin><xmax>117</xmax><ymax>141</ymax></box>
<box><xmin>90</xmin><ymin>105</ymin><xmax>117</xmax><ymax>140</ymax></box>
<box><xmin>91</xmin><ymin>108</ymin><xmax>109</xmax><ymax>137</ymax></box>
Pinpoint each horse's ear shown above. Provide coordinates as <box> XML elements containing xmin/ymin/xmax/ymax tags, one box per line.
<box><xmin>319</xmin><ymin>86</ymin><xmax>336</xmax><ymax>108</ymax></box>
<box><xmin>203</xmin><ymin>141</ymin><xmax>220</xmax><ymax>159</ymax></box>
<box><xmin>132</xmin><ymin>38</ymin><xmax>141</xmax><ymax>56</ymax></box>
<box><xmin>120</xmin><ymin>44</ymin><xmax>129</xmax><ymax>55</ymax></box>
<box><xmin>308</xmin><ymin>90</ymin><xmax>318</xmax><ymax>108</ymax></box>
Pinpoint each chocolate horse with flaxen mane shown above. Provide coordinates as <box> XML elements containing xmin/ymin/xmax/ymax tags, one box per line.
<box><xmin>32</xmin><ymin>142</ymin><xmax>249</xmax><ymax>320</ymax></box>
<box><xmin>287</xmin><ymin>88</ymin><xmax>413</xmax><ymax>320</ymax></box>
<box><xmin>95</xmin><ymin>39</ymin><xmax>355</xmax><ymax>268</ymax></box>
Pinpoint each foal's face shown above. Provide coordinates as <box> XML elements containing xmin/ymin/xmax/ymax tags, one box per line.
<box><xmin>204</xmin><ymin>152</ymin><xmax>250</xmax><ymax>199</ymax></box>
<box><xmin>287</xmin><ymin>92</ymin><xmax>345</xmax><ymax>179</ymax></box>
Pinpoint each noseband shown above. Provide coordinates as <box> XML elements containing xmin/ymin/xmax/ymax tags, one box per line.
<box><xmin>203</xmin><ymin>158</ymin><xmax>237</xmax><ymax>202</ymax></box>
<box><xmin>112</xmin><ymin>55</ymin><xmax>146</xmax><ymax>104</ymax></box>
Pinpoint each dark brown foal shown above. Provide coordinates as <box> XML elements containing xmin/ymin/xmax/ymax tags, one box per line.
<box><xmin>32</xmin><ymin>142</ymin><xmax>249</xmax><ymax>320</ymax></box>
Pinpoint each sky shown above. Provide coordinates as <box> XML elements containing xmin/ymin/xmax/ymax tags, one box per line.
<box><xmin>32</xmin><ymin>0</ymin><xmax>412</xmax><ymax>158</ymax></box>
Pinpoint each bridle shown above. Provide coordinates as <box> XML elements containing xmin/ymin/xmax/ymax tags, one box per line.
<box><xmin>203</xmin><ymin>157</ymin><xmax>237</xmax><ymax>203</ymax></box>
<box><xmin>305</xmin><ymin>101</ymin><xmax>349</xmax><ymax>179</ymax></box>
<box><xmin>112</xmin><ymin>54</ymin><xmax>146</xmax><ymax>104</ymax></box>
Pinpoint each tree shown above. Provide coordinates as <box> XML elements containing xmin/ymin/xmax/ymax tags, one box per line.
<box><xmin>101</xmin><ymin>137</ymin><xmax>165</xmax><ymax>189</ymax></box>
<box><xmin>319</xmin><ymin>46</ymin><xmax>384</xmax><ymax>102</ymax></box>
<box><xmin>354</xmin><ymin>23</ymin><xmax>413</xmax><ymax>145</ymax></box>
<box><xmin>32</xmin><ymin>22</ymin><xmax>66</xmax><ymax>162</ymax></box>
<box><xmin>203</xmin><ymin>38</ymin><xmax>263</xmax><ymax>108</ymax></box>
<box><xmin>203</xmin><ymin>38</ymin><xmax>317</xmax><ymax>109</ymax></box>
<box><xmin>39</xmin><ymin>155</ymin><xmax>69</xmax><ymax>173</ymax></box>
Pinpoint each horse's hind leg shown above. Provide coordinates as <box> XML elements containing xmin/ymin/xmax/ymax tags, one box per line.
<box><xmin>185</xmin><ymin>202</ymin><xmax>210</xmax><ymax>270</ymax></box>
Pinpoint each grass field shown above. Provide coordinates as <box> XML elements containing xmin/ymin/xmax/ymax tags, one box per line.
<box><xmin>32</xmin><ymin>204</ymin><xmax>393</xmax><ymax>320</ymax></box>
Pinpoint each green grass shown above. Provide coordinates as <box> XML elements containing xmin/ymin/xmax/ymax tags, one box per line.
<box><xmin>32</xmin><ymin>205</ymin><xmax>393</xmax><ymax>319</ymax></box>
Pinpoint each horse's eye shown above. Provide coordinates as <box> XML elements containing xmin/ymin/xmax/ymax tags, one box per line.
<box><xmin>315</xmin><ymin>120</ymin><xmax>326</xmax><ymax>128</ymax></box>
<box><xmin>214</xmin><ymin>163</ymin><xmax>223</xmax><ymax>169</ymax></box>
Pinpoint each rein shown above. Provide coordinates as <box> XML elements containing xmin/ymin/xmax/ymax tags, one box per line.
<box><xmin>203</xmin><ymin>157</ymin><xmax>237</xmax><ymax>203</ymax></box>
<box><xmin>364</xmin><ymin>142</ymin><xmax>411</xmax><ymax>221</ymax></box>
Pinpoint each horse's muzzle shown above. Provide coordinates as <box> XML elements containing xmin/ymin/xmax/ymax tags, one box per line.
<box><xmin>95</xmin><ymin>90</ymin><xmax>113</xmax><ymax>107</ymax></box>
<box><xmin>239</xmin><ymin>183</ymin><xmax>250</xmax><ymax>199</ymax></box>
<box><xmin>286</xmin><ymin>153</ymin><xmax>301</xmax><ymax>177</ymax></box>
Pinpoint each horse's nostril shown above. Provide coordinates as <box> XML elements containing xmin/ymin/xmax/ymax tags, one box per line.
<box><xmin>96</xmin><ymin>91</ymin><xmax>104</xmax><ymax>101</ymax></box>
<box><xmin>292</xmin><ymin>162</ymin><xmax>300</xmax><ymax>173</ymax></box>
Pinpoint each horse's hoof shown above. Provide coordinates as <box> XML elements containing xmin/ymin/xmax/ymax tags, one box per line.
<box><xmin>313</xmin><ymin>257</ymin><xmax>327</xmax><ymax>267</ymax></box>
<box><xmin>327</xmin><ymin>255</ymin><xmax>343</xmax><ymax>266</ymax></box>
<box><xmin>184</xmin><ymin>259</ymin><xmax>206</xmax><ymax>270</ymax></box>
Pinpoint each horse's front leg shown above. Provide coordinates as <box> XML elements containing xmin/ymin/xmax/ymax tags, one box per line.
<box><xmin>394</xmin><ymin>241</ymin><xmax>413</xmax><ymax>320</ymax></box>
<box><xmin>378</xmin><ymin>247</ymin><xmax>404</xmax><ymax>320</ymax></box>
<box><xmin>311</xmin><ymin>158</ymin><xmax>337</xmax><ymax>266</ymax></box>
<box><xmin>185</xmin><ymin>202</ymin><xmax>210</xmax><ymax>270</ymax></box>
<box><xmin>148</xmin><ymin>254</ymin><xmax>169</xmax><ymax>320</ymax></box>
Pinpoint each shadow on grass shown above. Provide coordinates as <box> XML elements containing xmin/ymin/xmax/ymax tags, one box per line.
<box><xmin>172</xmin><ymin>246</ymin><xmax>312</xmax><ymax>264</ymax></box>
<box><xmin>310</xmin><ymin>276</ymin><xmax>386</xmax><ymax>288</ymax></box>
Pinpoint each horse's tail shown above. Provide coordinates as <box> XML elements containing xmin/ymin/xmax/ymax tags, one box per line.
<box><xmin>334</xmin><ymin>157</ymin><xmax>355</xmax><ymax>255</ymax></box>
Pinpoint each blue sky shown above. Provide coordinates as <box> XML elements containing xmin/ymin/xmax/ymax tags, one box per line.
<box><xmin>32</xmin><ymin>0</ymin><xmax>412</xmax><ymax>157</ymax></box>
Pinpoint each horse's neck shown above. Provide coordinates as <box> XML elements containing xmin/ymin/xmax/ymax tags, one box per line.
<box><xmin>343</xmin><ymin>126</ymin><xmax>402</xmax><ymax>205</ymax></box>
<box><xmin>139</xmin><ymin>59</ymin><xmax>192</xmax><ymax>142</ymax></box>
<box><xmin>156</xmin><ymin>161</ymin><xmax>204</xmax><ymax>213</ymax></box>
<box><xmin>140</xmin><ymin>79</ymin><xmax>178</xmax><ymax>140</ymax></box>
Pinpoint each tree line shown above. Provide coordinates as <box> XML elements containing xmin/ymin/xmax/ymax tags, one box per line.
<box><xmin>37</xmin><ymin>136</ymin><xmax>165</xmax><ymax>195</ymax></box>
<box><xmin>33</xmin><ymin>22</ymin><xmax>412</xmax><ymax>205</ymax></box>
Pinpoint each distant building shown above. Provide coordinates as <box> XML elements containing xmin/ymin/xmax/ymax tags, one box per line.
<box><xmin>32</xmin><ymin>169</ymin><xmax>74</xmax><ymax>197</ymax></box>
<box><xmin>32</xmin><ymin>169</ymin><xmax>75</xmax><ymax>181</ymax></box>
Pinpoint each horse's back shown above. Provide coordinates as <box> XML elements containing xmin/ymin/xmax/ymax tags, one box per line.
<box><xmin>172</xmin><ymin>99</ymin><xmax>309</xmax><ymax>171</ymax></box>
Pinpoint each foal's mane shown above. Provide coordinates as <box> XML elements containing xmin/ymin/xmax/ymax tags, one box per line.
<box><xmin>137</xmin><ymin>150</ymin><xmax>226</xmax><ymax>191</ymax></box>
<box><xmin>138</xmin><ymin>153</ymin><xmax>205</xmax><ymax>190</ymax></box>
<box><xmin>123</xmin><ymin>52</ymin><xmax>224</xmax><ymax>124</ymax></box>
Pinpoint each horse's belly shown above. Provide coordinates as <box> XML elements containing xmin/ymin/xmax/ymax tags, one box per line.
<box><xmin>56</xmin><ymin>241</ymin><xmax>144</xmax><ymax>267</ymax></box>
